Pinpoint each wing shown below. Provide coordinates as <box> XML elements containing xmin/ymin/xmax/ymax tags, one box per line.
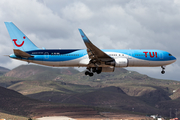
<box><xmin>78</xmin><ymin>29</ymin><xmax>114</xmax><ymax>65</ymax></box>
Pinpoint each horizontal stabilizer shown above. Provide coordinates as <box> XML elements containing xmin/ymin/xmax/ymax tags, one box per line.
<box><xmin>13</xmin><ymin>49</ymin><xmax>34</xmax><ymax>58</ymax></box>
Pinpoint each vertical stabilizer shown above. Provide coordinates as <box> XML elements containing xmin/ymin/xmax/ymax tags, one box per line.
<box><xmin>4</xmin><ymin>22</ymin><xmax>39</xmax><ymax>51</ymax></box>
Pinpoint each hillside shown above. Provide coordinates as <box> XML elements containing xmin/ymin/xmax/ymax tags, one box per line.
<box><xmin>0</xmin><ymin>86</ymin><xmax>101</xmax><ymax>119</ymax></box>
<box><xmin>0</xmin><ymin>66</ymin><xmax>10</xmax><ymax>76</ymax></box>
<box><xmin>1</xmin><ymin>64</ymin><xmax>180</xmax><ymax>117</ymax></box>
<box><xmin>0</xmin><ymin>86</ymin><xmax>40</xmax><ymax>116</ymax></box>
<box><xmin>57</xmin><ymin>86</ymin><xmax>161</xmax><ymax>114</ymax></box>
<box><xmin>5</xmin><ymin>65</ymin><xmax>79</xmax><ymax>80</ymax></box>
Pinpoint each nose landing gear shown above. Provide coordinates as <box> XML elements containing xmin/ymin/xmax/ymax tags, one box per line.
<box><xmin>161</xmin><ymin>66</ymin><xmax>165</xmax><ymax>74</ymax></box>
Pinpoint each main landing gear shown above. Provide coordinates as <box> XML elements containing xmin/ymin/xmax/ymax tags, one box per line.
<box><xmin>85</xmin><ymin>67</ymin><xmax>102</xmax><ymax>77</ymax></box>
<box><xmin>85</xmin><ymin>71</ymin><xmax>94</xmax><ymax>77</ymax></box>
<box><xmin>161</xmin><ymin>66</ymin><xmax>165</xmax><ymax>74</ymax></box>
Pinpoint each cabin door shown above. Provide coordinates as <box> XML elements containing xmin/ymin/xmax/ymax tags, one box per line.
<box><xmin>44</xmin><ymin>52</ymin><xmax>49</xmax><ymax>59</ymax></box>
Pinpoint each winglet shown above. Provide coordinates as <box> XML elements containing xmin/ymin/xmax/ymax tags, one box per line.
<box><xmin>78</xmin><ymin>29</ymin><xmax>90</xmax><ymax>43</ymax></box>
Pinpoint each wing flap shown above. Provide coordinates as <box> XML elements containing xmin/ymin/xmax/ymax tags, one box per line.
<box><xmin>13</xmin><ymin>49</ymin><xmax>34</xmax><ymax>58</ymax></box>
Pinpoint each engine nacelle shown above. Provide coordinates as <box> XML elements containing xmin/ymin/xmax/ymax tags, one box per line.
<box><xmin>115</xmin><ymin>58</ymin><xmax>128</xmax><ymax>67</ymax></box>
<box><xmin>101</xmin><ymin>67</ymin><xmax>115</xmax><ymax>72</ymax></box>
<box><xmin>105</xmin><ymin>58</ymin><xmax>128</xmax><ymax>67</ymax></box>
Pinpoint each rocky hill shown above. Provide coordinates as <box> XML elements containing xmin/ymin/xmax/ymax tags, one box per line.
<box><xmin>0</xmin><ymin>86</ymin><xmax>100</xmax><ymax>119</ymax></box>
<box><xmin>5</xmin><ymin>65</ymin><xmax>79</xmax><ymax>80</ymax></box>
<box><xmin>0</xmin><ymin>66</ymin><xmax>10</xmax><ymax>76</ymax></box>
<box><xmin>1</xmin><ymin>64</ymin><xmax>180</xmax><ymax>118</ymax></box>
<box><xmin>0</xmin><ymin>86</ymin><xmax>40</xmax><ymax>116</ymax></box>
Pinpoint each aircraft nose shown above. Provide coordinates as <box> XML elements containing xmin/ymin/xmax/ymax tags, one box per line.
<box><xmin>172</xmin><ymin>56</ymin><xmax>176</xmax><ymax>61</ymax></box>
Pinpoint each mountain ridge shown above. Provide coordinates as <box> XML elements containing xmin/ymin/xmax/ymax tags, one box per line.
<box><xmin>1</xmin><ymin>64</ymin><xmax>180</xmax><ymax>117</ymax></box>
<box><xmin>0</xmin><ymin>66</ymin><xmax>10</xmax><ymax>76</ymax></box>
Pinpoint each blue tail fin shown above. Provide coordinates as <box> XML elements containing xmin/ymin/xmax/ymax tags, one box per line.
<box><xmin>4</xmin><ymin>22</ymin><xmax>39</xmax><ymax>51</ymax></box>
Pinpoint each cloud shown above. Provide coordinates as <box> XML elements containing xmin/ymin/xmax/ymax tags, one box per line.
<box><xmin>62</xmin><ymin>2</ymin><xmax>94</xmax><ymax>21</ymax></box>
<box><xmin>0</xmin><ymin>0</ymin><xmax>70</xmax><ymax>40</ymax></box>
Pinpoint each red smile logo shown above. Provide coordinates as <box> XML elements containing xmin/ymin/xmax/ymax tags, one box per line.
<box><xmin>12</xmin><ymin>36</ymin><xmax>25</xmax><ymax>47</ymax></box>
<box><xmin>13</xmin><ymin>39</ymin><xmax>24</xmax><ymax>47</ymax></box>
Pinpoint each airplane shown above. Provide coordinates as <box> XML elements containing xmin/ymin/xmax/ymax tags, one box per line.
<box><xmin>4</xmin><ymin>22</ymin><xmax>176</xmax><ymax>77</ymax></box>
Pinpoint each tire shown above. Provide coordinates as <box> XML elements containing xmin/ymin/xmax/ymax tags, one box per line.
<box><xmin>89</xmin><ymin>72</ymin><xmax>94</xmax><ymax>77</ymax></box>
<box><xmin>85</xmin><ymin>71</ymin><xmax>89</xmax><ymax>75</ymax></box>
<box><xmin>161</xmin><ymin>71</ymin><xmax>165</xmax><ymax>74</ymax></box>
<box><xmin>96</xmin><ymin>70</ymin><xmax>101</xmax><ymax>74</ymax></box>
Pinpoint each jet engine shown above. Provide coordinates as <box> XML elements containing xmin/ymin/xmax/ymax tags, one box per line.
<box><xmin>115</xmin><ymin>58</ymin><xmax>128</xmax><ymax>67</ymax></box>
<box><xmin>105</xmin><ymin>58</ymin><xmax>128</xmax><ymax>67</ymax></box>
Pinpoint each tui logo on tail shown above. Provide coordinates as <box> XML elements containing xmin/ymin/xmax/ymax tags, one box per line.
<box><xmin>12</xmin><ymin>36</ymin><xmax>25</xmax><ymax>47</ymax></box>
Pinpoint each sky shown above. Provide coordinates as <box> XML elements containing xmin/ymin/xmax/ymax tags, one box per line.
<box><xmin>0</xmin><ymin>0</ymin><xmax>179</xmax><ymax>81</ymax></box>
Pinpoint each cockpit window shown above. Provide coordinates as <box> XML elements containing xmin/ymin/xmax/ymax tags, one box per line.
<box><xmin>169</xmin><ymin>54</ymin><xmax>172</xmax><ymax>56</ymax></box>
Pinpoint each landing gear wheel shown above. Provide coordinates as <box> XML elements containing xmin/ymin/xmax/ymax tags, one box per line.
<box><xmin>84</xmin><ymin>71</ymin><xmax>94</xmax><ymax>77</ymax></box>
<box><xmin>161</xmin><ymin>66</ymin><xmax>166</xmax><ymax>74</ymax></box>
<box><xmin>85</xmin><ymin>71</ymin><xmax>89</xmax><ymax>76</ymax></box>
<box><xmin>161</xmin><ymin>71</ymin><xmax>165</xmax><ymax>74</ymax></box>
<box><xmin>96</xmin><ymin>70</ymin><xmax>101</xmax><ymax>74</ymax></box>
<box><xmin>89</xmin><ymin>72</ymin><xmax>94</xmax><ymax>77</ymax></box>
